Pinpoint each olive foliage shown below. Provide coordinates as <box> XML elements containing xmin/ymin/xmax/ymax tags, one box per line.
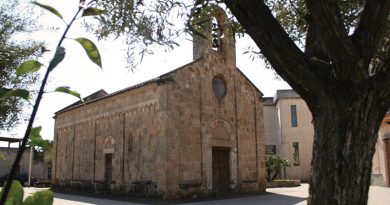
<box><xmin>0</xmin><ymin>0</ymin><xmax>42</xmax><ymax>131</ymax></box>
<box><xmin>84</xmin><ymin>0</ymin><xmax>189</xmax><ymax>69</ymax></box>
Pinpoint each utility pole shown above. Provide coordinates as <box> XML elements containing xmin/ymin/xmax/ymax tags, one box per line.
<box><xmin>28</xmin><ymin>146</ymin><xmax>33</xmax><ymax>186</ymax></box>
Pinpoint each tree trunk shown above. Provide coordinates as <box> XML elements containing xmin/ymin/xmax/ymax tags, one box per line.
<box><xmin>307</xmin><ymin>92</ymin><xmax>387</xmax><ymax>205</ymax></box>
<box><xmin>222</xmin><ymin>1</ymin><xmax>390</xmax><ymax>204</ymax></box>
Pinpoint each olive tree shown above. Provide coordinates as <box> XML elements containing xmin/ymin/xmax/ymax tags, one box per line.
<box><xmin>223</xmin><ymin>1</ymin><xmax>389</xmax><ymax>204</ymax></box>
<box><xmin>90</xmin><ymin>0</ymin><xmax>390</xmax><ymax>204</ymax></box>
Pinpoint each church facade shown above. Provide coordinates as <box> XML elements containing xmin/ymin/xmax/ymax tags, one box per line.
<box><xmin>52</xmin><ymin>8</ymin><xmax>266</xmax><ymax>198</ymax></box>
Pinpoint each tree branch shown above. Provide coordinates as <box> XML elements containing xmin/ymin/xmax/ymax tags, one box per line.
<box><xmin>353</xmin><ymin>0</ymin><xmax>390</xmax><ymax>63</ymax></box>
<box><xmin>224</xmin><ymin>0</ymin><xmax>322</xmax><ymax>103</ymax></box>
<box><xmin>374</xmin><ymin>57</ymin><xmax>390</xmax><ymax>103</ymax></box>
<box><xmin>305</xmin><ymin>0</ymin><xmax>359</xmax><ymax>77</ymax></box>
<box><xmin>305</xmin><ymin>14</ymin><xmax>333</xmax><ymax>79</ymax></box>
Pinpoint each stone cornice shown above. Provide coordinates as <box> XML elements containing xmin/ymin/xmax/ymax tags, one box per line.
<box><xmin>56</xmin><ymin>99</ymin><xmax>159</xmax><ymax>130</ymax></box>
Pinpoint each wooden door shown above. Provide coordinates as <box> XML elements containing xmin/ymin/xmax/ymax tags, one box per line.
<box><xmin>104</xmin><ymin>153</ymin><xmax>113</xmax><ymax>186</ymax></box>
<box><xmin>212</xmin><ymin>147</ymin><xmax>230</xmax><ymax>192</ymax></box>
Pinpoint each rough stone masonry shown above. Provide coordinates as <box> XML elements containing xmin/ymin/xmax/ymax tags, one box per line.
<box><xmin>52</xmin><ymin>6</ymin><xmax>266</xmax><ymax>199</ymax></box>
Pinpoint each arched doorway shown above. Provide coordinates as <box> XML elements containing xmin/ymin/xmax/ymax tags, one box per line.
<box><xmin>104</xmin><ymin>153</ymin><xmax>113</xmax><ymax>185</ymax></box>
<box><xmin>103</xmin><ymin>136</ymin><xmax>115</xmax><ymax>189</ymax></box>
<box><xmin>204</xmin><ymin>119</ymin><xmax>236</xmax><ymax>193</ymax></box>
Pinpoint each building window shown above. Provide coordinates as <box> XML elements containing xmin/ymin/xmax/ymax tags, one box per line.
<box><xmin>292</xmin><ymin>142</ymin><xmax>300</xmax><ymax>166</ymax></box>
<box><xmin>290</xmin><ymin>105</ymin><xmax>298</xmax><ymax>127</ymax></box>
<box><xmin>265</xmin><ymin>145</ymin><xmax>276</xmax><ymax>155</ymax></box>
<box><xmin>212</xmin><ymin>76</ymin><xmax>226</xmax><ymax>98</ymax></box>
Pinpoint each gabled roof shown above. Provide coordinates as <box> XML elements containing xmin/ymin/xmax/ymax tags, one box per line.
<box><xmin>160</xmin><ymin>57</ymin><xmax>263</xmax><ymax>96</ymax></box>
<box><xmin>54</xmin><ymin>56</ymin><xmax>264</xmax><ymax>116</ymax></box>
<box><xmin>54</xmin><ymin>59</ymin><xmax>203</xmax><ymax>116</ymax></box>
<box><xmin>54</xmin><ymin>78</ymin><xmax>168</xmax><ymax>116</ymax></box>
<box><xmin>159</xmin><ymin>58</ymin><xmax>202</xmax><ymax>78</ymax></box>
<box><xmin>54</xmin><ymin>89</ymin><xmax>109</xmax><ymax>115</ymax></box>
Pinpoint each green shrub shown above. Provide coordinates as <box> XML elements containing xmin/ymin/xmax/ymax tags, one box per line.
<box><xmin>265</xmin><ymin>156</ymin><xmax>290</xmax><ymax>182</ymax></box>
<box><xmin>0</xmin><ymin>180</ymin><xmax>53</xmax><ymax>205</ymax></box>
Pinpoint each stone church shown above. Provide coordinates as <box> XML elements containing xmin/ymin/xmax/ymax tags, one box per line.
<box><xmin>52</xmin><ymin>7</ymin><xmax>266</xmax><ymax>198</ymax></box>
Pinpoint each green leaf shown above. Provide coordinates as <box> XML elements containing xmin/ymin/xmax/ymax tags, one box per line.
<box><xmin>22</xmin><ymin>197</ymin><xmax>33</xmax><ymax>205</ymax></box>
<box><xmin>16</xmin><ymin>60</ymin><xmax>42</xmax><ymax>76</ymax></box>
<box><xmin>0</xmin><ymin>88</ymin><xmax>29</xmax><ymax>100</ymax></box>
<box><xmin>27</xmin><ymin>127</ymin><xmax>51</xmax><ymax>156</ymax></box>
<box><xmin>74</xmin><ymin>38</ymin><xmax>102</xmax><ymax>68</ymax></box>
<box><xmin>32</xmin><ymin>2</ymin><xmax>63</xmax><ymax>19</ymax></box>
<box><xmin>0</xmin><ymin>181</ymin><xmax>24</xmax><ymax>205</ymax></box>
<box><xmin>82</xmin><ymin>7</ymin><xmax>106</xmax><ymax>17</ymax></box>
<box><xmin>29</xmin><ymin>126</ymin><xmax>42</xmax><ymax>147</ymax></box>
<box><xmin>54</xmin><ymin>86</ymin><xmax>82</xmax><ymax>100</ymax></box>
<box><xmin>23</xmin><ymin>190</ymin><xmax>53</xmax><ymax>205</ymax></box>
<box><xmin>5</xmin><ymin>198</ymin><xmax>18</xmax><ymax>205</ymax></box>
<box><xmin>48</xmin><ymin>47</ymin><xmax>66</xmax><ymax>71</ymax></box>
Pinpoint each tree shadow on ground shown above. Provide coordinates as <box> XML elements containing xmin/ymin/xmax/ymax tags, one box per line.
<box><xmin>53</xmin><ymin>189</ymin><xmax>307</xmax><ymax>205</ymax></box>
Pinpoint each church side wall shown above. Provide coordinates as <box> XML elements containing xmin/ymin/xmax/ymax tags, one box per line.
<box><xmin>94</xmin><ymin>113</ymin><xmax>124</xmax><ymax>190</ymax></box>
<box><xmin>122</xmin><ymin>100</ymin><xmax>166</xmax><ymax>195</ymax></box>
<box><xmin>55</xmin><ymin>126</ymin><xmax>74</xmax><ymax>184</ymax></box>
<box><xmin>53</xmin><ymin>84</ymin><xmax>166</xmax><ymax>196</ymax></box>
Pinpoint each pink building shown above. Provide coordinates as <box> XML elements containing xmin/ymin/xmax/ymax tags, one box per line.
<box><xmin>264</xmin><ymin>89</ymin><xmax>390</xmax><ymax>187</ymax></box>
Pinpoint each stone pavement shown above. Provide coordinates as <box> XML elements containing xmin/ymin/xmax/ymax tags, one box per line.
<box><xmin>20</xmin><ymin>184</ymin><xmax>390</xmax><ymax>205</ymax></box>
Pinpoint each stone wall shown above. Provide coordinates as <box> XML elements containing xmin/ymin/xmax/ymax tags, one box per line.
<box><xmin>53</xmin><ymin>84</ymin><xmax>165</xmax><ymax>195</ymax></box>
<box><xmin>53</xmin><ymin>6</ymin><xmax>266</xmax><ymax>196</ymax></box>
<box><xmin>53</xmin><ymin>51</ymin><xmax>266</xmax><ymax>198</ymax></box>
<box><xmin>163</xmin><ymin>51</ymin><xmax>265</xmax><ymax>197</ymax></box>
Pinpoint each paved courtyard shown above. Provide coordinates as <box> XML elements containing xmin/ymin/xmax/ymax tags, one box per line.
<box><xmin>20</xmin><ymin>184</ymin><xmax>390</xmax><ymax>205</ymax></box>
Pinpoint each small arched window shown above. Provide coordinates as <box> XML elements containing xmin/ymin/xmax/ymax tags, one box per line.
<box><xmin>212</xmin><ymin>76</ymin><xmax>226</xmax><ymax>98</ymax></box>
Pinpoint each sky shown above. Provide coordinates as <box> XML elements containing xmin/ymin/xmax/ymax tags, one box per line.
<box><xmin>1</xmin><ymin>0</ymin><xmax>291</xmax><ymax>142</ymax></box>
